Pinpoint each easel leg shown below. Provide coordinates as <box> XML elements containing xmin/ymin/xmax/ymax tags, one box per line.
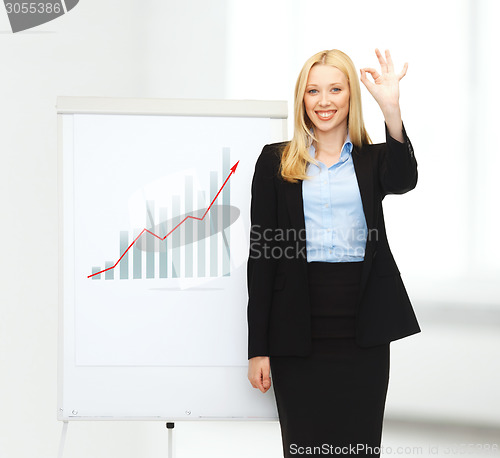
<box><xmin>57</xmin><ymin>421</ymin><xmax>69</xmax><ymax>458</ymax></box>
<box><xmin>166</xmin><ymin>422</ymin><xmax>175</xmax><ymax>458</ymax></box>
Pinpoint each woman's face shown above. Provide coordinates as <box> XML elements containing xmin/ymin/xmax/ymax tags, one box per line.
<box><xmin>303</xmin><ymin>64</ymin><xmax>350</xmax><ymax>135</ymax></box>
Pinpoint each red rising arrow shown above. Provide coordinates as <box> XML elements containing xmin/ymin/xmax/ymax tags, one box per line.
<box><xmin>88</xmin><ymin>161</ymin><xmax>240</xmax><ymax>278</ymax></box>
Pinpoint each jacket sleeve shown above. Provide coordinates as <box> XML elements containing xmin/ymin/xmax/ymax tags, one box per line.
<box><xmin>378</xmin><ymin>121</ymin><xmax>418</xmax><ymax>197</ymax></box>
<box><xmin>247</xmin><ymin>145</ymin><xmax>279</xmax><ymax>360</ymax></box>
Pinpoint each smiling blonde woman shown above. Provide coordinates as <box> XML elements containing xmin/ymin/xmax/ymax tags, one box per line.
<box><xmin>247</xmin><ymin>48</ymin><xmax>420</xmax><ymax>457</ymax></box>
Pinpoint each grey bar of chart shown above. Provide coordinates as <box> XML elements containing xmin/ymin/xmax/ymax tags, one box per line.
<box><xmin>160</xmin><ymin>207</ymin><xmax>168</xmax><ymax>278</ymax></box>
<box><xmin>146</xmin><ymin>200</ymin><xmax>155</xmax><ymax>279</ymax></box>
<box><xmin>185</xmin><ymin>176</ymin><xmax>193</xmax><ymax>278</ymax></box>
<box><xmin>222</xmin><ymin>147</ymin><xmax>230</xmax><ymax>277</ymax></box>
<box><xmin>133</xmin><ymin>228</ymin><xmax>142</xmax><ymax>279</ymax></box>
<box><xmin>120</xmin><ymin>231</ymin><xmax>129</xmax><ymax>279</ymax></box>
<box><xmin>105</xmin><ymin>261</ymin><xmax>114</xmax><ymax>280</ymax></box>
<box><xmin>172</xmin><ymin>195</ymin><xmax>180</xmax><ymax>278</ymax></box>
<box><xmin>91</xmin><ymin>267</ymin><xmax>101</xmax><ymax>280</ymax></box>
<box><xmin>197</xmin><ymin>190</ymin><xmax>206</xmax><ymax>278</ymax></box>
<box><xmin>210</xmin><ymin>170</ymin><xmax>218</xmax><ymax>277</ymax></box>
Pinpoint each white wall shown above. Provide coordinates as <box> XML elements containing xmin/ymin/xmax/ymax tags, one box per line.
<box><xmin>1</xmin><ymin>0</ymin><xmax>499</xmax><ymax>457</ymax></box>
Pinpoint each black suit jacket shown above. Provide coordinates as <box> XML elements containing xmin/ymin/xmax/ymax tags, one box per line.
<box><xmin>247</xmin><ymin>122</ymin><xmax>421</xmax><ymax>360</ymax></box>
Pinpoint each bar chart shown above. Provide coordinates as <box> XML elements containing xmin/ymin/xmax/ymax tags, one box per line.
<box><xmin>89</xmin><ymin>147</ymin><xmax>239</xmax><ymax>280</ymax></box>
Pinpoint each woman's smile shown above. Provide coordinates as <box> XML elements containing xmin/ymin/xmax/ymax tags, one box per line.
<box><xmin>315</xmin><ymin>110</ymin><xmax>337</xmax><ymax>121</ymax></box>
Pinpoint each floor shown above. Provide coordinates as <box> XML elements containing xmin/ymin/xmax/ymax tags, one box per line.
<box><xmin>381</xmin><ymin>418</ymin><xmax>500</xmax><ymax>457</ymax></box>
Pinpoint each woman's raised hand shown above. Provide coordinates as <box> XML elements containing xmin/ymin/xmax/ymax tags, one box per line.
<box><xmin>359</xmin><ymin>49</ymin><xmax>407</xmax><ymax>110</ymax></box>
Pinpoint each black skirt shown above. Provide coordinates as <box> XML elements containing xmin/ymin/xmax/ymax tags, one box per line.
<box><xmin>270</xmin><ymin>261</ymin><xmax>390</xmax><ymax>458</ymax></box>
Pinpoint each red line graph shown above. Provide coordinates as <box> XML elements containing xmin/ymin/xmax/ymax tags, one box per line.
<box><xmin>88</xmin><ymin>161</ymin><xmax>240</xmax><ymax>278</ymax></box>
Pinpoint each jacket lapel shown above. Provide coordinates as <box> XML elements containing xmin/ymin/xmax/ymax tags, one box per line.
<box><xmin>285</xmin><ymin>178</ymin><xmax>306</xmax><ymax>230</ymax></box>
<box><xmin>351</xmin><ymin>144</ymin><xmax>374</xmax><ymax>230</ymax></box>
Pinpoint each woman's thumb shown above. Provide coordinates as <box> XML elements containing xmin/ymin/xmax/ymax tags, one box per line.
<box><xmin>263</xmin><ymin>370</ymin><xmax>271</xmax><ymax>387</ymax></box>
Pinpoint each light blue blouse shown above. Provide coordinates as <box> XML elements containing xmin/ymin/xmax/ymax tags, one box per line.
<box><xmin>302</xmin><ymin>131</ymin><xmax>368</xmax><ymax>262</ymax></box>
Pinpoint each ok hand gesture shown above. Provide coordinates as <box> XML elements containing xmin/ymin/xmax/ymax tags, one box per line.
<box><xmin>359</xmin><ymin>49</ymin><xmax>407</xmax><ymax>111</ymax></box>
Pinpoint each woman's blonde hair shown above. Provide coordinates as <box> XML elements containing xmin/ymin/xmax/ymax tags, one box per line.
<box><xmin>280</xmin><ymin>49</ymin><xmax>372</xmax><ymax>183</ymax></box>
